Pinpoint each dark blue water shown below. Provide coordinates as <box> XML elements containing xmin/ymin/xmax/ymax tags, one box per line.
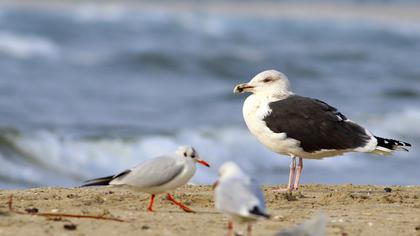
<box><xmin>0</xmin><ymin>2</ymin><xmax>419</xmax><ymax>189</ymax></box>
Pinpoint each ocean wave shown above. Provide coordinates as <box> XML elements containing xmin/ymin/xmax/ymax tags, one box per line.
<box><xmin>0</xmin><ymin>128</ymin><xmax>285</xmax><ymax>187</ymax></box>
<box><xmin>119</xmin><ymin>51</ymin><xmax>182</xmax><ymax>71</ymax></box>
<box><xmin>0</xmin><ymin>31</ymin><xmax>59</xmax><ymax>59</ymax></box>
<box><xmin>382</xmin><ymin>88</ymin><xmax>419</xmax><ymax>98</ymax></box>
<box><xmin>68</xmin><ymin>3</ymin><xmax>420</xmax><ymax>39</ymax></box>
<box><xmin>2</xmin><ymin>118</ymin><xmax>416</xmax><ymax>189</ymax></box>
<box><xmin>73</xmin><ymin>4</ymin><xmax>127</xmax><ymax>23</ymax></box>
<box><xmin>379</xmin><ymin>107</ymin><xmax>420</xmax><ymax>138</ymax></box>
<box><xmin>0</xmin><ymin>128</ymin><xmax>261</xmax><ymax>187</ymax></box>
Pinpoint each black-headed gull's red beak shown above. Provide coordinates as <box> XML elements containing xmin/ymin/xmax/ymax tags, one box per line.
<box><xmin>197</xmin><ymin>159</ymin><xmax>210</xmax><ymax>167</ymax></box>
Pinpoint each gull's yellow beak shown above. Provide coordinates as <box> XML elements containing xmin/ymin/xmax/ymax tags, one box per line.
<box><xmin>233</xmin><ymin>83</ymin><xmax>254</xmax><ymax>93</ymax></box>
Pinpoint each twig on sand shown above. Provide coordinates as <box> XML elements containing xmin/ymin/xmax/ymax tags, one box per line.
<box><xmin>7</xmin><ymin>194</ymin><xmax>125</xmax><ymax>222</ymax></box>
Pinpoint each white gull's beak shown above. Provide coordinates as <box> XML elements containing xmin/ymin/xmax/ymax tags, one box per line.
<box><xmin>233</xmin><ymin>83</ymin><xmax>254</xmax><ymax>93</ymax></box>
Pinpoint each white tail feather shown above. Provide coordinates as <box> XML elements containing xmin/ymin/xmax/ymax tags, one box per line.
<box><xmin>370</xmin><ymin>146</ymin><xmax>393</xmax><ymax>156</ymax></box>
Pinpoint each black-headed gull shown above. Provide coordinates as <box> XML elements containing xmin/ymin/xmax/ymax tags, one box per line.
<box><xmin>82</xmin><ymin>146</ymin><xmax>210</xmax><ymax>212</ymax></box>
<box><xmin>214</xmin><ymin>161</ymin><xmax>269</xmax><ymax>236</ymax></box>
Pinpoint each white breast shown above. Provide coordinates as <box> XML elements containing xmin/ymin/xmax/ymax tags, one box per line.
<box><xmin>242</xmin><ymin>95</ymin><xmax>303</xmax><ymax>157</ymax></box>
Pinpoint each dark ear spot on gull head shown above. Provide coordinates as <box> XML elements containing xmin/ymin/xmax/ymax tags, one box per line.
<box><xmin>176</xmin><ymin>145</ymin><xmax>210</xmax><ymax>167</ymax></box>
<box><xmin>263</xmin><ymin>77</ymin><xmax>275</xmax><ymax>83</ymax></box>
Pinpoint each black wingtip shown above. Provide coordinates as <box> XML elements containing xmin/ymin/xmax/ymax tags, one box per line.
<box><xmin>80</xmin><ymin>170</ymin><xmax>131</xmax><ymax>188</ymax></box>
<box><xmin>80</xmin><ymin>175</ymin><xmax>115</xmax><ymax>187</ymax></box>
<box><xmin>249</xmin><ymin>206</ymin><xmax>270</xmax><ymax>219</ymax></box>
<box><xmin>262</xmin><ymin>213</ymin><xmax>271</xmax><ymax>219</ymax></box>
<box><xmin>80</xmin><ymin>181</ymin><xmax>108</xmax><ymax>187</ymax></box>
<box><xmin>375</xmin><ymin>136</ymin><xmax>412</xmax><ymax>151</ymax></box>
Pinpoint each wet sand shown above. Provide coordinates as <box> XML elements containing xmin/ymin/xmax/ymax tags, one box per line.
<box><xmin>1</xmin><ymin>184</ymin><xmax>419</xmax><ymax>236</ymax></box>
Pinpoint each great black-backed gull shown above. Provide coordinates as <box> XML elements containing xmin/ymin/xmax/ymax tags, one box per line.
<box><xmin>234</xmin><ymin>70</ymin><xmax>411</xmax><ymax>192</ymax></box>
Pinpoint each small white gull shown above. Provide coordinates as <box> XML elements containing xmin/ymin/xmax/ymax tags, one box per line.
<box><xmin>82</xmin><ymin>146</ymin><xmax>210</xmax><ymax>212</ymax></box>
<box><xmin>234</xmin><ymin>70</ymin><xmax>411</xmax><ymax>192</ymax></box>
<box><xmin>214</xmin><ymin>161</ymin><xmax>269</xmax><ymax>236</ymax></box>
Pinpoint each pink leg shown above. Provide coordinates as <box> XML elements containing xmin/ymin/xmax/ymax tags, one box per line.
<box><xmin>227</xmin><ymin>220</ymin><xmax>233</xmax><ymax>236</ymax></box>
<box><xmin>273</xmin><ymin>156</ymin><xmax>296</xmax><ymax>192</ymax></box>
<box><xmin>247</xmin><ymin>223</ymin><xmax>252</xmax><ymax>236</ymax></box>
<box><xmin>294</xmin><ymin>158</ymin><xmax>303</xmax><ymax>190</ymax></box>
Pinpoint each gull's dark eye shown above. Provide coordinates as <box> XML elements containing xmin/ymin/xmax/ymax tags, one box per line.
<box><xmin>183</xmin><ymin>152</ymin><xmax>187</xmax><ymax>157</ymax></box>
<box><xmin>191</xmin><ymin>154</ymin><xmax>195</xmax><ymax>158</ymax></box>
<box><xmin>263</xmin><ymin>77</ymin><xmax>273</xmax><ymax>83</ymax></box>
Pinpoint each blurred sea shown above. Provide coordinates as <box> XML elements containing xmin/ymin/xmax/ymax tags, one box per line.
<box><xmin>0</xmin><ymin>1</ymin><xmax>419</xmax><ymax>189</ymax></box>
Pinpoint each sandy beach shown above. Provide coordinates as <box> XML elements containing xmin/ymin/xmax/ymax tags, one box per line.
<box><xmin>1</xmin><ymin>184</ymin><xmax>419</xmax><ymax>236</ymax></box>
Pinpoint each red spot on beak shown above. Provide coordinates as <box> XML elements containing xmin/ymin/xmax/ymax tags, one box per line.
<box><xmin>197</xmin><ymin>160</ymin><xmax>210</xmax><ymax>167</ymax></box>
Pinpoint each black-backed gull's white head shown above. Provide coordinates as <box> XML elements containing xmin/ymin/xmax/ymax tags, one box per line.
<box><xmin>234</xmin><ymin>70</ymin><xmax>292</xmax><ymax>97</ymax></box>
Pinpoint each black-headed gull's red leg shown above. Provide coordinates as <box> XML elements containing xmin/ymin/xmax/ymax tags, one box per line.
<box><xmin>166</xmin><ymin>193</ymin><xmax>194</xmax><ymax>213</ymax></box>
<box><xmin>147</xmin><ymin>194</ymin><xmax>155</xmax><ymax>212</ymax></box>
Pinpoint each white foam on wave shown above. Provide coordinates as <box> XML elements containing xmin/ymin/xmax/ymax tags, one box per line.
<box><xmin>0</xmin><ymin>32</ymin><xmax>59</xmax><ymax>59</ymax></box>
<box><xmin>0</xmin><ymin>152</ymin><xmax>44</xmax><ymax>186</ymax></box>
<box><xmin>379</xmin><ymin>107</ymin><xmax>420</xmax><ymax>138</ymax></box>
<box><xmin>3</xmin><ymin>125</ymin><xmax>381</xmax><ymax>188</ymax></box>
<box><xmin>2</xmin><ymin>103</ymin><xmax>418</xmax><ymax>188</ymax></box>
<box><xmin>2</xmin><ymin>100</ymin><xmax>418</xmax><ymax>188</ymax></box>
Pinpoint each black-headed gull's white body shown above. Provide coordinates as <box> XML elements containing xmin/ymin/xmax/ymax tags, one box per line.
<box><xmin>83</xmin><ymin>146</ymin><xmax>210</xmax><ymax>212</ymax></box>
<box><xmin>214</xmin><ymin>162</ymin><xmax>269</xmax><ymax>236</ymax></box>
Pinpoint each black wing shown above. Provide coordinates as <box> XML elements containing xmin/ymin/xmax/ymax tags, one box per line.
<box><xmin>263</xmin><ymin>95</ymin><xmax>370</xmax><ymax>152</ymax></box>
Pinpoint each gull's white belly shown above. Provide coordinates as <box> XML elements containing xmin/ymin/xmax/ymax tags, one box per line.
<box><xmin>242</xmin><ymin>95</ymin><xmax>348</xmax><ymax>159</ymax></box>
<box><xmin>242</xmin><ymin>95</ymin><xmax>303</xmax><ymax>157</ymax></box>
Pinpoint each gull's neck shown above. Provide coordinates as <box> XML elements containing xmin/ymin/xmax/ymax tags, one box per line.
<box><xmin>254</xmin><ymin>91</ymin><xmax>294</xmax><ymax>103</ymax></box>
<box><xmin>183</xmin><ymin>158</ymin><xmax>197</xmax><ymax>174</ymax></box>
